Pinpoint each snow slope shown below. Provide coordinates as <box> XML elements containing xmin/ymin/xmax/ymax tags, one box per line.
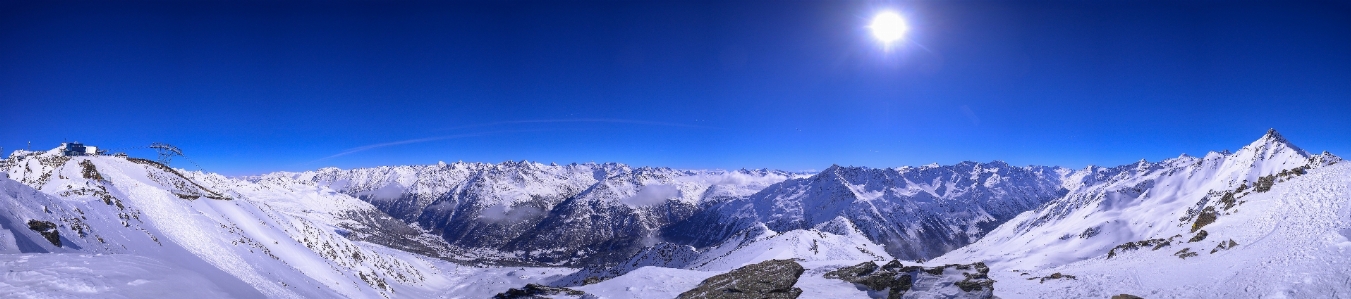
<box><xmin>0</xmin><ymin>150</ymin><xmax>472</xmax><ymax>298</ymax></box>
<box><xmin>0</xmin><ymin>253</ymin><xmax>243</xmax><ymax>298</ymax></box>
<box><xmin>934</xmin><ymin>130</ymin><xmax>1351</xmax><ymax>298</ymax></box>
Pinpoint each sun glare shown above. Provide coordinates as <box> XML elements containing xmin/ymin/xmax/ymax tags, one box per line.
<box><xmin>870</xmin><ymin>12</ymin><xmax>908</xmax><ymax>45</ymax></box>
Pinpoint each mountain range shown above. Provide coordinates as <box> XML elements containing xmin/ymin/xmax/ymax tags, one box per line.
<box><xmin>0</xmin><ymin>129</ymin><xmax>1346</xmax><ymax>298</ymax></box>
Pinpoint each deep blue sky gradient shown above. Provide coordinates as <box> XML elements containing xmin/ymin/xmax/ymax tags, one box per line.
<box><xmin>3</xmin><ymin>0</ymin><xmax>1350</xmax><ymax>175</ymax></box>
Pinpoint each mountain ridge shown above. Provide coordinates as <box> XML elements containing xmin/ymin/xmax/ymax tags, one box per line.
<box><xmin>1</xmin><ymin>129</ymin><xmax>1345</xmax><ymax>298</ymax></box>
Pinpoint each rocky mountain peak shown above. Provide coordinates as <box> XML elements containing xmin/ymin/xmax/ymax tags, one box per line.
<box><xmin>1242</xmin><ymin>128</ymin><xmax>1309</xmax><ymax>158</ymax></box>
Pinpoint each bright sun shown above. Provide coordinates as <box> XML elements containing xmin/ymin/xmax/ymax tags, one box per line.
<box><xmin>870</xmin><ymin>12</ymin><xmax>908</xmax><ymax>44</ymax></box>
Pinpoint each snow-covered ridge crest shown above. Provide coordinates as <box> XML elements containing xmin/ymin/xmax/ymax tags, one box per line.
<box><xmin>936</xmin><ymin>129</ymin><xmax>1343</xmax><ymax>271</ymax></box>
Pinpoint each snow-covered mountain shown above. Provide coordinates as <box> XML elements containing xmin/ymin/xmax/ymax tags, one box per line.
<box><xmin>0</xmin><ymin>149</ymin><xmax>464</xmax><ymax>298</ymax></box>
<box><xmin>279</xmin><ymin>162</ymin><xmax>801</xmax><ymax>266</ymax></box>
<box><xmin>1</xmin><ymin>147</ymin><xmax>1010</xmax><ymax>298</ymax></box>
<box><xmin>281</xmin><ymin>158</ymin><xmax>1076</xmax><ymax>267</ymax></box>
<box><xmin>664</xmin><ymin>162</ymin><xmax>1075</xmax><ymax>260</ymax></box>
<box><xmin>3</xmin><ymin>129</ymin><xmax>1346</xmax><ymax>298</ymax></box>
<box><xmin>933</xmin><ymin>129</ymin><xmax>1349</xmax><ymax>298</ymax></box>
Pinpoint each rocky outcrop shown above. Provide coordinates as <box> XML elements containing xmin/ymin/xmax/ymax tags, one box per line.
<box><xmin>824</xmin><ymin>260</ymin><xmax>994</xmax><ymax>299</ymax></box>
<box><xmin>676</xmin><ymin>259</ymin><xmax>806</xmax><ymax>299</ymax></box>
<box><xmin>26</xmin><ymin>219</ymin><xmax>60</xmax><ymax>247</ymax></box>
<box><xmin>492</xmin><ymin>284</ymin><xmax>589</xmax><ymax>299</ymax></box>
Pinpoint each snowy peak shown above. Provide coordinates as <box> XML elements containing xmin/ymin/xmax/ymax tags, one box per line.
<box><xmin>1236</xmin><ymin>128</ymin><xmax>1311</xmax><ymax>160</ymax></box>
<box><xmin>936</xmin><ymin>129</ymin><xmax>1343</xmax><ymax>271</ymax></box>
<box><xmin>664</xmin><ymin>161</ymin><xmax>1072</xmax><ymax>261</ymax></box>
<box><xmin>1218</xmin><ymin>129</ymin><xmax>1330</xmax><ymax>185</ymax></box>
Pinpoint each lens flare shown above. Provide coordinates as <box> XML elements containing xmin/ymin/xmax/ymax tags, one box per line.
<box><xmin>870</xmin><ymin>12</ymin><xmax>908</xmax><ymax>44</ymax></box>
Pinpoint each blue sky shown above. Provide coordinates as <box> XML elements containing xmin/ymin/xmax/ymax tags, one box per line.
<box><xmin>3</xmin><ymin>1</ymin><xmax>1349</xmax><ymax>175</ymax></box>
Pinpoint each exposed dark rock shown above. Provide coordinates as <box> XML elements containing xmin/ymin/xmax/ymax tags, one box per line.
<box><xmin>824</xmin><ymin>260</ymin><xmax>993</xmax><ymax>299</ymax></box>
<box><xmin>1107</xmin><ymin>238</ymin><xmax>1171</xmax><ymax>259</ymax></box>
<box><xmin>824</xmin><ymin>261</ymin><xmax>912</xmax><ymax>298</ymax></box>
<box><xmin>1035</xmin><ymin>272</ymin><xmax>1076</xmax><ymax>283</ymax></box>
<box><xmin>1255</xmin><ymin>174</ymin><xmax>1277</xmax><ymax>193</ymax></box>
<box><xmin>1210</xmin><ymin>239</ymin><xmax>1239</xmax><ymax>254</ymax></box>
<box><xmin>1174</xmin><ymin>248</ymin><xmax>1198</xmax><ymax>259</ymax></box>
<box><xmin>492</xmin><ymin>284</ymin><xmax>587</xmax><ymax>299</ymax></box>
<box><xmin>1112</xmin><ymin>294</ymin><xmax>1144</xmax><ymax>299</ymax></box>
<box><xmin>79</xmin><ymin>160</ymin><xmax>103</xmax><ymax>181</ymax></box>
<box><xmin>1079</xmin><ymin>226</ymin><xmax>1101</xmax><ymax>239</ymax></box>
<box><xmin>1188</xmin><ymin>230</ymin><xmax>1208</xmax><ymax>243</ymax></box>
<box><xmin>582</xmin><ymin>276</ymin><xmax>602</xmax><ymax>285</ymax></box>
<box><xmin>824</xmin><ymin>261</ymin><xmax>878</xmax><ymax>279</ymax></box>
<box><xmin>1220</xmin><ymin>191</ymin><xmax>1238</xmax><ymax>210</ymax></box>
<box><xmin>26</xmin><ymin>219</ymin><xmax>61</xmax><ymax>247</ymax></box>
<box><xmin>1191</xmin><ymin>206</ymin><xmax>1217</xmax><ymax>233</ymax></box>
<box><xmin>677</xmin><ymin>259</ymin><xmax>805</xmax><ymax>299</ymax></box>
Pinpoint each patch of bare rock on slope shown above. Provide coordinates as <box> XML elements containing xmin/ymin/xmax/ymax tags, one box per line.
<box><xmin>677</xmin><ymin>259</ymin><xmax>807</xmax><ymax>299</ymax></box>
<box><xmin>825</xmin><ymin>260</ymin><xmax>995</xmax><ymax>299</ymax></box>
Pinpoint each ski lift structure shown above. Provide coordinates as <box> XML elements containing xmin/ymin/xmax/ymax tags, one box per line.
<box><xmin>149</xmin><ymin>142</ymin><xmax>184</xmax><ymax>165</ymax></box>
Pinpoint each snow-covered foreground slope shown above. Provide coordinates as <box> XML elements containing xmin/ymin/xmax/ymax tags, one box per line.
<box><xmin>935</xmin><ymin>130</ymin><xmax>1351</xmax><ymax>298</ymax></box>
<box><xmin>0</xmin><ymin>253</ymin><xmax>239</xmax><ymax>298</ymax></box>
<box><xmin>0</xmin><ymin>150</ymin><xmax>475</xmax><ymax>298</ymax></box>
<box><xmin>979</xmin><ymin>163</ymin><xmax>1351</xmax><ymax>298</ymax></box>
